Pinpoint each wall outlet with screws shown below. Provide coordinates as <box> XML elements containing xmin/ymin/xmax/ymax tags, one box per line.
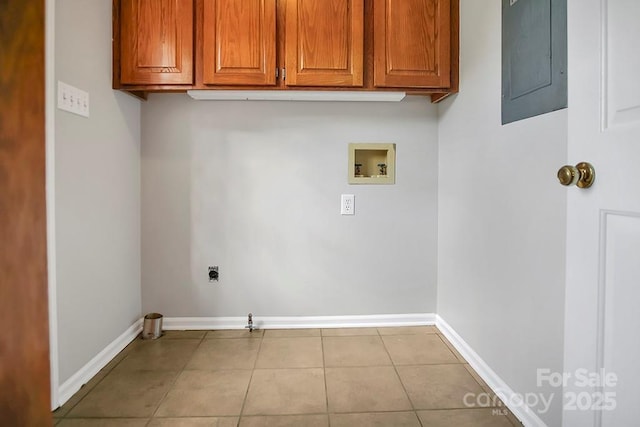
<box><xmin>208</xmin><ymin>266</ymin><xmax>219</xmax><ymax>282</ymax></box>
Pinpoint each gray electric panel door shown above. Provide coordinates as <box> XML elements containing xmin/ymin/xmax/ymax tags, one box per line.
<box><xmin>502</xmin><ymin>0</ymin><xmax>567</xmax><ymax>125</ymax></box>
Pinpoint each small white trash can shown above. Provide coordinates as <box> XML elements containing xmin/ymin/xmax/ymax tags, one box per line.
<box><xmin>142</xmin><ymin>313</ymin><xmax>163</xmax><ymax>339</ymax></box>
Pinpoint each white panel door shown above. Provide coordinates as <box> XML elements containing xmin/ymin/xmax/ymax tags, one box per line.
<box><xmin>564</xmin><ymin>0</ymin><xmax>640</xmax><ymax>426</ymax></box>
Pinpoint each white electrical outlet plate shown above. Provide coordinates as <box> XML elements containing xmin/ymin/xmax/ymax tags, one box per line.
<box><xmin>341</xmin><ymin>194</ymin><xmax>355</xmax><ymax>215</ymax></box>
<box><xmin>57</xmin><ymin>81</ymin><xmax>90</xmax><ymax>117</ymax></box>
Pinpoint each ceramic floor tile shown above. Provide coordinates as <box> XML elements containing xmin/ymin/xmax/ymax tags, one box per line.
<box><xmin>263</xmin><ymin>329</ymin><xmax>321</xmax><ymax>338</ymax></box>
<box><xmin>243</xmin><ymin>368</ymin><xmax>326</xmax><ymax>415</ymax></box>
<box><xmin>325</xmin><ymin>366</ymin><xmax>412</xmax><ymax>413</ymax></box>
<box><xmin>437</xmin><ymin>333</ymin><xmax>467</xmax><ymax>363</ymax></box>
<box><xmin>101</xmin><ymin>340</ymin><xmax>141</xmax><ymax>372</ymax></box>
<box><xmin>56</xmin><ymin>327</ymin><xmax>518</xmax><ymax>425</ymax></box>
<box><xmin>463</xmin><ymin>364</ymin><xmax>496</xmax><ymax>396</ymax></box>
<box><xmin>53</xmin><ymin>379</ymin><xmax>101</xmax><ymax>418</ymax></box>
<box><xmin>55</xmin><ymin>344</ymin><xmax>142</xmax><ymax>417</ymax></box>
<box><xmin>382</xmin><ymin>334</ymin><xmax>459</xmax><ymax>365</ymax></box>
<box><xmin>329</xmin><ymin>412</ymin><xmax>421</xmax><ymax>427</ymax></box>
<box><xmin>53</xmin><ymin>398</ymin><xmax>77</xmax><ymax>418</ymax></box>
<box><xmin>462</xmin><ymin>365</ymin><xmax>509</xmax><ymax>408</ymax></box>
<box><xmin>321</xmin><ymin>328</ymin><xmax>379</xmax><ymax>336</ymax></box>
<box><xmin>186</xmin><ymin>338</ymin><xmax>261</xmax><ymax>370</ymax></box>
<box><xmin>239</xmin><ymin>414</ymin><xmax>329</xmax><ymax>427</ymax></box>
<box><xmin>162</xmin><ymin>330</ymin><xmax>207</xmax><ymax>339</ymax></box>
<box><xmin>377</xmin><ymin>326</ymin><xmax>438</xmax><ymax>335</ymax></box>
<box><xmin>255</xmin><ymin>337</ymin><xmax>323</xmax><ymax>368</ymax></box>
<box><xmin>53</xmin><ymin>345</ymin><xmax>128</xmax><ymax>418</ymax></box>
<box><xmin>417</xmin><ymin>408</ymin><xmax>515</xmax><ymax>427</ymax></box>
<box><xmin>57</xmin><ymin>419</ymin><xmax>149</xmax><ymax>427</ymax></box>
<box><xmin>322</xmin><ymin>336</ymin><xmax>392</xmax><ymax>367</ymax></box>
<box><xmin>509</xmin><ymin>413</ymin><xmax>525</xmax><ymax>426</ymax></box>
<box><xmin>115</xmin><ymin>339</ymin><xmax>201</xmax><ymax>371</ymax></box>
<box><xmin>461</xmin><ymin>366</ymin><xmax>522</xmax><ymax>425</ymax></box>
<box><xmin>397</xmin><ymin>364</ymin><xmax>485</xmax><ymax>410</ymax></box>
<box><xmin>147</xmin><ymin>417</ymin><xmax>239</xmax><ymax>426</ymax></box>
<box><xmin>155</xmin><ymin>370</ymin><xmax>251</xmax><ymax>417</ymax></box>
<box><xmin>67</xmin><ymin>370</ymin><xmax>178</xmax><ymax>418</ymax></box>
<box><xmin>206</xmin><ymin>330</ymin><xmax>264</xmax><ymax>339</ymax></box>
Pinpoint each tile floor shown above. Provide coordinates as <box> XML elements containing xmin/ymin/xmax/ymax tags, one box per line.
<box><xmin>53</xmin><ymin>326</ymin><xmax>522</xmax><ymax>426</ymax></box>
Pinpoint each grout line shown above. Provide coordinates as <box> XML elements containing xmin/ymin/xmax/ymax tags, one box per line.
<box><xmin>321</xmin><ymin>335</ymin><xmax>331</xmax><ymax>427</ymax></box>
<box><xmin>322</xmin><ymin>362</ymin><xmax>471</xmax><ymax>369</ymax></box>
<box><xmin>149</xmin><ymin>333</ymin><xmax>206</xmax><ymax>419</ymax></box>
<box><xmin>378</xmin><ymin>329</ymin><xmax>419</xmax><ymax>417</ymax></box>
<box><xmin>237</xmin><ymin>328</ymin><xmax>265</xmax><ymax>422</ymax></box>
<box><xmin>328</xmin><ymin>409</ymin><xmax>424</xmax><ymax>414</ymax></box>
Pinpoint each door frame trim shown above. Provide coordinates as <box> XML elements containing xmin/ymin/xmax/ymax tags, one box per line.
<box><xmin>46</xmin><ymin>0</ymin><xmax>59</xmax><ymax>410</ymax></box>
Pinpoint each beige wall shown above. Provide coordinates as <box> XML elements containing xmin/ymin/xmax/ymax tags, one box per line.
<box><xmin>54</xmin><ymin>0</ymin><xmax>142</xmax><ymax>384</ymax></box>
<box><xmin>437</xmin><ymin>1</ymin><xmax>567</xmax><ymax>425</ymax></box>
<box><xmin>141</xmin><ymin>94</ymin><xmax>439</xmax><ymax>317</ymax></box>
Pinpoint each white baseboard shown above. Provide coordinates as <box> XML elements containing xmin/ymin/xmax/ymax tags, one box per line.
<box><xmin>435</xmin><ymin>315</ymin><xmax>547</xmax><ymax>427</ymax></box>
<box><xmin>163</xmin><ymin>313</ymin><xmax>436</xmax><ymax>330</ymax></box>
<box><xmin>57</xmin><ymin>319</ymin><xmax>142</xmax><ymax>407</ymax></box>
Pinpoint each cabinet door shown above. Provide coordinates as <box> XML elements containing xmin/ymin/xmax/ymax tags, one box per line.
<box><xmin>285</xmin><ymin>0</ymin><xmax>364</xmax><ymax>87</ymax></box>
<box><xmin>120</xmin><ymin>0</ymin><xmax>194</xmax><ymax>85</ymax></box>
<box><xmin>374</xmin><ymin>0</ymin><xmax>450</xmax><ymax>88</ymax></box>
<box><xmin>202</xmin><ymin>0</ymin><xmax>276</xmax><ymax>85</ymax></box>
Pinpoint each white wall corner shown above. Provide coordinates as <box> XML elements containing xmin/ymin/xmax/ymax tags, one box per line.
<box><xmin>56</xmin><ymin>319</ymin><xmax>143</xmax><ymax>408</ymax></box>
<box><xmin>163</xmin><ymin>313</ymin><xmax>437</xmax><ymax>331</ymax></box>
<box><xmin>435</xmin><ymin>315</ymin><xmax>548</xmax><ymax>427</ymax></box>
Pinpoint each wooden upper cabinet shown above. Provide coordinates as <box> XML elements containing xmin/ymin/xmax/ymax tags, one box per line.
<box><xmin>202</xmin><ymin>0</ymin><xmax>277</xmax><ymax>85</ymax></box>
<box><xmin>120</xmin><ymin>0</ymin><xmax>194</xmax><ymax>85</ymax></box>
<box><xmin>373</xmin><ymin>0</ymin><xmax>451</xmax><ymax>88</ymax></box>
<box><xmin>285</xmin><ymin>0</ymin><xmax>364</xmax><ymax>87</ymax></box>
<box><xmin>114</xmin><ymin>0</ymin><xmax>457</xmax><ymax>97</ymax></box>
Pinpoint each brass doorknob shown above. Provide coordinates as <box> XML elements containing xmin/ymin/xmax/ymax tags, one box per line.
<box><xmin>557</xmin><ymin>162</ymin><xmax>595</xmax><ymax>188</ymax></box>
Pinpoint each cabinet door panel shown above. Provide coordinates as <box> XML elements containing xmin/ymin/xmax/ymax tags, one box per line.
<box><xmin>285</xmin><ymin>0</ymin><xmax>363</xmax><ymax>87</ymax></box>
<box><xmin>121</xmin><ymin>0</ymin><xmax>193</xmax><ymax>85</ymax></box>
<box><xmin>203</xmin><ymin>0</ymin><xmax>276</xmax><ymax>85</ymax></box>
<box><xmin>374</xmin><ymin>0</ymin><xmax>450</xmax><ymax>88</ymax></box>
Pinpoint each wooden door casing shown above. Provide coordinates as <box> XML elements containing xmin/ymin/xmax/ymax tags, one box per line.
<box><xmin>373</xmin><ymin>0</ymin><xmax>450</xmax><ymax>88</ymax></box>
<box><xmin>285</xmin><ymin>0</ymin><xmax>364</xmax><ymax>87</ymax></box>
<box><xmin>0</xmin><ymin>0</ymin><xmax>52</xmax><ymax>423</ymax></box>
<box><xmin>120</xmin><ymin>0</ymin><xmax>194</xmax><ymax>85</ymax></box>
